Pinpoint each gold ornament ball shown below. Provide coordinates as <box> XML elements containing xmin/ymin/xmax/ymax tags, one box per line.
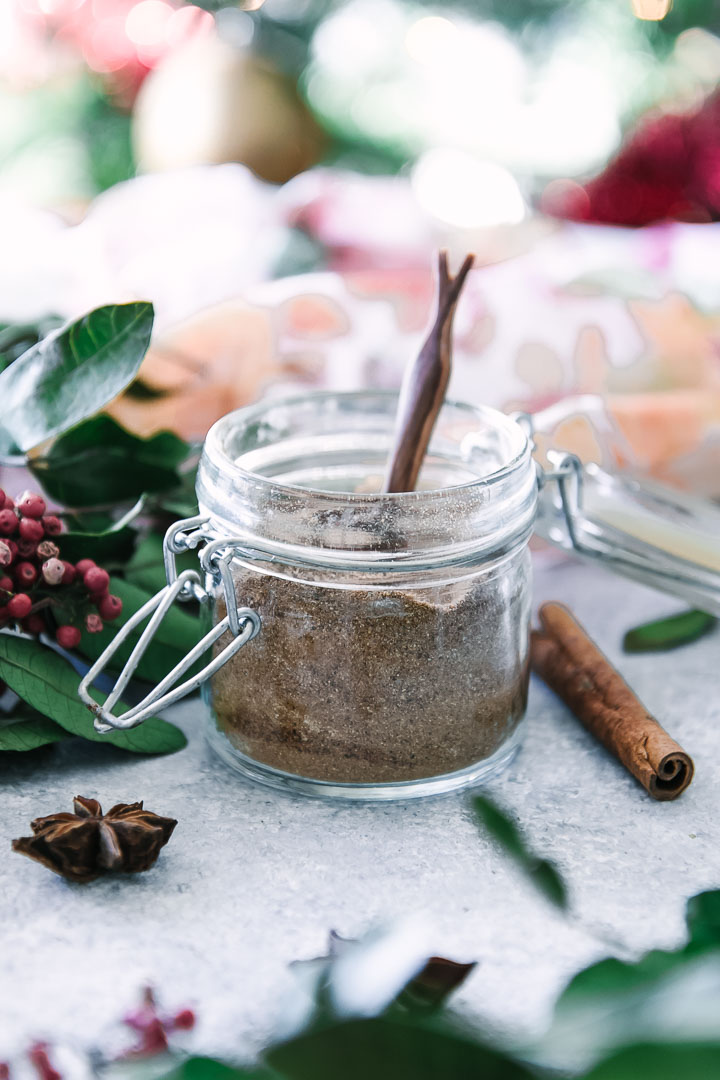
<box><xmin>132</xmin><ymin>31</ymin><xmax>326</xmax><ymax>185</ymax></box>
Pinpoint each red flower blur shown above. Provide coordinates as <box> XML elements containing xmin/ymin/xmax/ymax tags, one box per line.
<box><xmin>11</xmin><ymin>0</ymin><xmax>213</xmax><ymax>107</ymax></box>
<box><xmin>543</xmin><ymin>90</ymin><xmax>720</xmax><ymax>227</ymax></box>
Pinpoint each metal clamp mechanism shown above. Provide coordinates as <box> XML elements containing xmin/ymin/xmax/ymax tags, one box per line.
<box><xmin>79</xmin><ymin>517</ymin><xmax>261</xmax><ymax>733</ymax></box>
<box><xmin>531</xmin><ymin>437</ymin><xmax>720</xmax><ymax>617</ymax></box>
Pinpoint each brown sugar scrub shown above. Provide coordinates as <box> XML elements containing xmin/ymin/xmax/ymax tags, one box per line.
<box><xmin>208</xmin><ymin>553</ymin><xmax>531</xmax><ymax>784</ymax></box>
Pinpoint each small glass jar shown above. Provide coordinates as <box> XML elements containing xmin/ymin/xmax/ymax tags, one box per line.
<box><xmin>80</xmin><ymin>390</ymin><xmax>720</xmax><ymax>801</ymax></box>
<box><xmin>196</xmin><ymin>391</ymin><xmax>537</xmax><ymax>799</ymax></box>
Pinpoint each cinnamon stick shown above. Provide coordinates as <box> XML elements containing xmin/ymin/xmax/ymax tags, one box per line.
<box><xmin>531</xmin><ymin>602</ymin><xmax>694</xmax><ymax>801</ymax></box>
<box><xmin>384</xmin><ymin>251</ymin><xmax>474</xmax><ymax>493</ymax></box>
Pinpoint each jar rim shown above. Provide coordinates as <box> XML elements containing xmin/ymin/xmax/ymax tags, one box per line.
<box><xmin>203</xmin><ymin>389</ymin><xmax>531</xmax><ymax>501</ymax></box>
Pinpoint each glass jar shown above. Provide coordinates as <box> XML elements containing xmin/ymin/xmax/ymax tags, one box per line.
<box><xmin>197</xmin><ymin>391</ymin><xmax>536</xmax><ymax>798</ymax></box>
<box><xmin>80</xmin><ymin>390</ymin><xmax>720</xmax><ymax>801</ymax></box>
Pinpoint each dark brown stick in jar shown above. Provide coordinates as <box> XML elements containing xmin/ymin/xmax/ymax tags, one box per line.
<box><xmin>531</xmin><ymin>602</ymin><xmax>694</xmax><ymax>801</ymax></box>
<box><xmin>384</xmin><ymin>250</ymin><xmax>474</xmax><ymax>494</ymax></box>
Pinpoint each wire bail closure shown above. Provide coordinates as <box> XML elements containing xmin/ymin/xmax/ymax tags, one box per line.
<box><xmin>78</xmin><ymin>517</ymin><xmax>261</xmax><ymax>733</ymax></box>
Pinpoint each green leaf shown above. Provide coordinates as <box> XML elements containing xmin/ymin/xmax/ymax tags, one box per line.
<box><xmin>560</xmin><ymin>950</ymin><xmax>681</xmax><ymax>999</ymax></box>
<box><xmin>123</xmin><ymin>378</ymin><xmax>169</xmax><ymax>401</ymax></box>
<box><xmin>162</xmin><ymin>1058</ymin><xmax>279</xmax><ymax>1080</ymax></box>
<box><xmin>0</xmin><ymin>316</ymin><xmax>64</xmax><ymax>371</ymax></box>
<box><xmin>0</xmin><ymin>633</ymin><xmax>186</xmax><ymax>754</ymax></box>
<box><xmin>584</xmin><ymin>1043</ymin><xmax>720</xmax><ymax>1080</ymax></box>
<box><xmin>539</xmin><ymin>888</ymin><xmax>720</xmax><ymax>1066</ymax></box>
<box><xmin>0</xmin><ymin>302</ymin><xmax>154</xmax><ymax>454</ymax></box>
<box><xmin>31</xmin><ymin>414</ymin><xmax>188</xmax><ymax>507</ymax></box>
<box><xmin>268</xmin><ymin>1016</ymin><xmax>535</xmax><ymax>1080</ymax></box>
<box><xmin>75</xmin><ymin>576</ymin><xmax>205</xmax><ymax>684</ymax></box>
<box><xmin>472</xmin><ymin>795</ymin><xmax>568</xmax><ymax>910</ymax></box>
<box><xmin>685</xmin><ymin>890</ymin><xmax>720</xmax><ymax>955</ymax></box>
<box><xmin>623</xmin><ymin>609</ymin><xmax>717</xmax><ymax>653</ymax></box>
<box><xmin>0</xmin><ymin>300</ymin><xmax>155</xmax><ymax>455</ymax></box>
<box><xmin>151</xmin><ymin>464</ymin><xmax>199</xmax><ymax>519</ymax></box>
<box><xmin>0</xmin><ymin>710</ymin><xmax>68</xmax><ymax>751</ymax></box>
<box><xmin>54</xmin><ymin>497</ymin><xmax>146</xmax><ymax>565</ymax></box>
<box><xmin>125</xmin><ymin>531</ymin><xmax>197</xmax><ymax>594</ymax></box>
<box><xmin>58</xmin><ymin>524</ymin><xmax>138</xmax><ymax>565</ymax></box>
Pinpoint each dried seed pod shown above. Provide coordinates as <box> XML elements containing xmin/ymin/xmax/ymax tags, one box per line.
<box><xmin>37</xmin><ymin>540</ymin><xmax>60</xmax><ymax>561</ymax></box>
<box><xmin>12</xmin><ymin>796</ymin><xmax>177</xmax><ymax>883</ymax></box>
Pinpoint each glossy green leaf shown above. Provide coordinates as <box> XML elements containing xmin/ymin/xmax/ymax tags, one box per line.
<box><xmin>0</xmin><ymin>633</ymin><xmax>186</xmax><ymax>754</ymax></box>
<box><xmin>0</xmin><ymin>710</ymin><xmax>68</xmax><ymax>751</ymax></box>
<box><xmin>75</xmin><ymin>576</ymin><xmax>205</xmax><ymax>684</ymax></box>
<box><xmin>31</xmin><ymin>414</ymin><xmax>188</xmax><ymax>507</ymax></box>
<box><xmin>584</xmin><ymin>1043</ymin><xmax>720</xmax><ymax>1080</ymax></box>
<box><xmin>472</xmin><ymin>795</ymin><xmax>568</xmax><ymax>910</ymax></box>
<box><xmin>623</xmin><ymin>609</ymin><xmax>717</xmax><ymax>653</ymax></box>
<box><xmin>0</xmin><ymin>316</ymin><xmax>64</xmax><ymax>371</ymax></box>
<box><xmin>268</xmin><ymin>1017</ymin><xmax>534</xmax><ymax>1080</ymax></box>
<box><xmin>0</xmin><ymin>302</ymin><xmax>154</xmax><ymax>454</ymax></box>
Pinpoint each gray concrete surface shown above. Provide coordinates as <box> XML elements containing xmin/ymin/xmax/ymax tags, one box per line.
<box><xmin>1</xmin><ymin>555</ymin><xmax>718</xmax><ymax>1061</ymax></box>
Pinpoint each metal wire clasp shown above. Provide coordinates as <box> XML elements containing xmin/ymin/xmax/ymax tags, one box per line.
<box><xmin>78</xmin><ymin>517</ymin><xmax>261</xmax><ymax>733</ymax></box>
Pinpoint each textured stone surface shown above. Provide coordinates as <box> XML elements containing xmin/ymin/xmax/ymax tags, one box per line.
<box><xmin>1</xmin><ymin>555</ymin><xmax>718</xmax><ymax>1060</ymax></box>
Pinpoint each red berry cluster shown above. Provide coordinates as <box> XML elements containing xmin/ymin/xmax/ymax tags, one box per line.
<box><xmin>0</xmin><ymin>491</ymin><xmax>123</xmax><ymax>648</ymax></box>
<box><xmin>123</xmin><ymin>988</ymin><xmax>196</xmax><ymax>1056</ymax></box>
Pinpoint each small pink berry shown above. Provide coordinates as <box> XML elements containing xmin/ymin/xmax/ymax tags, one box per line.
<box><xmin>75</xmin><ymin>558</ymin><xmax>96</xmax><ymax>576</ymax></box>
<box><xmin>0</xmin><ymin>510</ymin><xmax>18</xmax><ymax>536</ymax></box>
<box><xmin>0</xmin><ymin>541</ymin><xmax>12</xmax><ymax>567</ymax></box>
<box><xmin>5</xmin><ymin>540</ymin><xmax>17</xmax><ymax>561</ymax></box>
<box><xmin>98</xmin><ymin>594</ymin><xmax>123</xmax><ymax>621</ymax></box>
<box><xmin>42</xmin><ymin>515</ymin><xmax>62</xmax><ymax>536</ymax></box>
<box><xmin>17</xmin><ymin>494</ymin><xmax>46</xmax><ymax>519</ymax></box>
<box><xmin>0</xmin><ymin>1060</ymin><xmax>9</xmax><ymax>1079</ymax></box>
<box><xmin>16</xmin><ymin>538</ymin><xmax>37</xmax><ymax>559</ymax></box>
<box><xmin>84</xmin><ymin>567</ymin><xmax>110</xmax><ymax>594</ymax></box>
<box><xmin>2</xmin><ymin>496</ymin><xmax>14</xmax><ymax>511</ymax></box>
<box><xmin>23</xmin><ymin>613</ymin><xmax>45</xmax><ymax>634</ymax></box>
<box><xmin>37</xmin><ymin>540</ymin><xmax>60</xmax><ymax>560</ymax></box>
<box><xmin>42</xmin><ymin>558</ymin><xmax>65</xmax><ymax>586</ymax></box>
<box><xmin>60</xmin><ymin>561</ymin><xmax>76</xmax><ymax>585</ymax></box>
<box><xmin>172</xmin><ymin>1008</ymin><xmax>196</xmax><ymax>1030</ymax></box>
<box><xmin>0</xmin><ymin>576</ymin><xmax>13</xmax><ymax>593</ymax></box>
<box><xmin>7</xmin><ymin>593</ymin><xmax>32</xmax><ymax>619</ymax></box>
<box><xmin>56</xmin><ymin>625</ymin><xmax>81</xmax><ymax>649</ymax></box>
<box><xmin>18</xmin><ymin>517</ymin><xmax>44</xmax><ymax>542</ymax></box>
<box><xmin>85</xmin><ymin>613</ymin><xmax>104</xmax><ymax>634</ymax></box>
<box><xmin>15</xmin><ymin>562</ymin><xmax>37</xmax><ymax>587</ymax></box>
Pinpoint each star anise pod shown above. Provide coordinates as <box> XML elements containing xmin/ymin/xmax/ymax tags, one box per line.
<box><xmin>12</xmin><ymin>796</ymin><xmax>177</xmax><ymax>883</ymax></box>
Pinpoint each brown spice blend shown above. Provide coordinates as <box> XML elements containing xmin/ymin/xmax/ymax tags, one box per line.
<box><xmin>209</xmin><ymin>557</ymin><xmax>530</xmax><ymax>784</ymax></box>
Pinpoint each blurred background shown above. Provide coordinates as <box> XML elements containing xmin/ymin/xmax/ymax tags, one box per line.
<box><xmin>1</xmin><ymin>0</ymin><xmax>719</xmax><ymax>492</ymax></box>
